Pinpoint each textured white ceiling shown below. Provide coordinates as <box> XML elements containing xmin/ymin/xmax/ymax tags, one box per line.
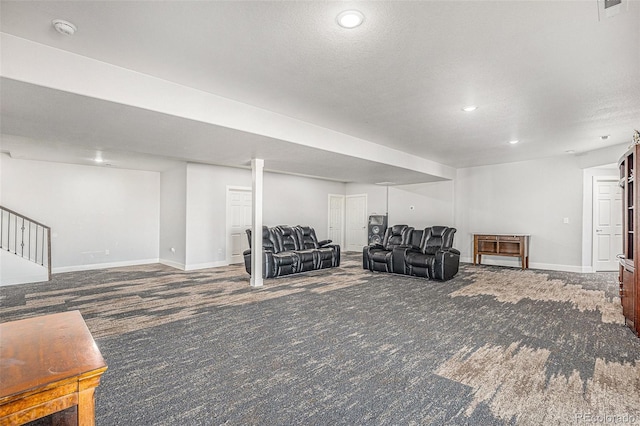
<box><xmin>1</xmin><ymin>1</ymin><xmax>639</xmax><ymax>180</ymax></box>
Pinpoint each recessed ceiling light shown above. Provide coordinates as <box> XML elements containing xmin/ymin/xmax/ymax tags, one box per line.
<box><xmin>462</xmin><ymin>105</ymin><xmax>478</xmax><ymax>112</ymax></box>
<box><xmin>337</xmin><ymin>10</ymin><xmax>364</xmax><ymax>29</ymax></box>
<box><xmin>52</xmin><ymin>19</ymin><xmax>77</xmax><ymax>36</ymax></box>
<box><xmin>509</xmin><ymin>140</ymin><xmax>519</xmax><ymax>145</ymax></box>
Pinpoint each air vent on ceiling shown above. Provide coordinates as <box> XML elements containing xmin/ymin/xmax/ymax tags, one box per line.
<box><xmin>598</xmin><ymin>0</ymin><xmax>627</xmax><ymax>20</ymax></box>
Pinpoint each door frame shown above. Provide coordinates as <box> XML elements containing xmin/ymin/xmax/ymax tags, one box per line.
<box><xmin>345</xmin><ymin>194</ymin><xmax>368</xmax><ymax>252</ymax></box>
<box><xmin>591</xmin><ymin>175</ymin><xmax>621</xmax><ymax>272</ymax></box>
<box><xmin>327</xmin><ymin>194</ymin><xmax>345</xmax><ymax>248</ymax></box>
<box><xmin>226</xmin><ymin>185</ymin><xmax>252</xmax><ymax>265</ymax></box>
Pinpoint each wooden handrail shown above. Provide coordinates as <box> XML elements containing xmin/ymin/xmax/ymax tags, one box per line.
<box><xmin>0</xmin><ymin>205</ymin><xmax>52</xmax><ymax>281</ymax></box>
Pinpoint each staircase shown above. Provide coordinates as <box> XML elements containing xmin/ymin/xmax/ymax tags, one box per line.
<box><xmin>1</xmin><ymin>206</ymin><xmax>51</xmax><ymax>282</ymax></box>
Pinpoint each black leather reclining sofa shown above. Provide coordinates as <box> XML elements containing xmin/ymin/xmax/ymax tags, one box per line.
<box><xmin>363</xmin><ymin>225</ymin><xmax>460</xmax><ymax>281</ymax></box>
<box><xmin>243</xmin><ymin>225</ymin><xmax>340</xmax><ymax>278</ymax></box>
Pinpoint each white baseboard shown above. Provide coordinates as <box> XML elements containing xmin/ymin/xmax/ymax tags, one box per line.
<box><xmin>528</xmin><ymin>262</ymin><xmax>589</xmax><ymax>273</ymax></box>
<box><xmin>460</xmin><ymin>257</ymin><xmax>589</xmax><ymax>273</ymax></box>
<box><xmin>159</xmin><ymin>260</ymin><xmax>229</xmax><ymax>271</ymax></box>
<box><xmin>53</xmin><ymin>258</ymin><xmax>160</xmax><ymax>274</ymax></box>
<box><xmin>159</xmin><ymin>259</ymin><xmax>186</xmax><ymax>270</ymax></box>
<box><xmin>185</xmin><ymin>260</ymin><xmax>229</xmax><ymax>271</ymax></box>
<box><xmin>52</xmin><ymin>258</ymin><xmax>232</xmax><ymax>274</ymax></box>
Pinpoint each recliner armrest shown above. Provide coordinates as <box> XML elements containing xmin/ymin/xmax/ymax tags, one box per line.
<box><xmin>244</xmin><ymin>248</ymin><xmax>277</xmax><ymax>256</ymax></box>
<box><xmin>317</xmin><ymin>239</ymin><xmax>332</xmax><ymax>247</ymax></box>
<box><xmin>433</xmin><ymin>248</ymin><xmax>460</xmax><ymax>281</ymax></box>
<box><xmin>436</xmin><ymin>248</ymin><xmax>460</xmax><ymax>256</ymax></box>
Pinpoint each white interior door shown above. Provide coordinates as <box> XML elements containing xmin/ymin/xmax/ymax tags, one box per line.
<box><xmin>593</xmin><ymin>177</ymin><xmax>622</xmax><ymax>271</ymax></box>
<box><xmin>345</xmin><ymin>194</ymin><xmax>367</xmax><ymax>252</ymax></box>
<box><xmin>328</xmin><ymin>194</ymin><xmax>345</xmax><ymax>247</ymax></box>
<box><xmin>227</xmin><ymin>188</ymin><xmax>252</xmax><ymax>264</ymax></box>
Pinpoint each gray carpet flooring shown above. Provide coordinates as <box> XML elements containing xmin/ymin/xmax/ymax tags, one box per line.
<box><xmin>2</xmin><ymin>254</ymin><xmax>639</xmax><ymax>425</ymax></box>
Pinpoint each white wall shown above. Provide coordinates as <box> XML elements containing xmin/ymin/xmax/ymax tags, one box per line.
<box><xmin>160</xmin><ymin>165</ymin><xmax>187</xmax><ymax>269</ymax></box>
<box><xmin>0</xmin><ymin>154</ymin><xmax>160</xmax><ymax>275</ymax></box>
<box><xmin>455</xmin><ymin>156</ymin><xmax>585</xmax><ymax>271</ymax></box>
<box><xmin>1</xmin><ymin>157</ymin><xmax>343</xmax><ymax>277</ymax></box>
<box><xmin>184</xmin><ymin>163</ymin><xmax>250</xmax><ymax>269</ymax></box>
<box><xmin>3</xmin><ymin>149</ymin><xmax>622</xmax><ymax>279</ymax></box>
<box><xmin>183</xmin><ymin>163</ymin><xmax>345</xmax><ymax>270</ymax></box>
<box><xmin>388</xmin><ymin>182</ymin><xmax>455</xmax><ymax>229</ymax></box>
<box><xmin>345</xmin><ymin>181</ymin><xmax>455</xmax><ymax>230</ymax></box>
<box><xmin>263</xmin><ymin>172</ymin><xmax>345</xmax><ymax>239</ymax></box>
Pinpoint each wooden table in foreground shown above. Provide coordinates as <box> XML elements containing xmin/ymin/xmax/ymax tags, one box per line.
<box><xmin>0</xmin><ymin>311</ymin><xmax>107</xmax><ymax>426</ymax></box>
<box><xmin>473</xmin><ymin>233</ymin><xmax>531</xmax><ymax>269</ymax></box>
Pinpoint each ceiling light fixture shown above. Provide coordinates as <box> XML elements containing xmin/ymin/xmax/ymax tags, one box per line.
<box><xmin>337</xmin><ymin>10</ymin><xmax>364</xmax><ymax>29</ymax></box>
<box><xmin>52</xmin><ymin>19</ymin><xmax>77</xmax><ymax>36</ymax></box>
<box><xmin>462</xmin><ymin>105</ymin><xmax>477</xmax><ymax>112</ymax></box>
<box><xmin>601</xmin><ymin>135</ymin><xmax>610</xmax><ymax>140</ymax></box>
<box><xmin>509</xmin><ymin>140</ymin><xmax>519</xmax><ymax>145</ymax></box>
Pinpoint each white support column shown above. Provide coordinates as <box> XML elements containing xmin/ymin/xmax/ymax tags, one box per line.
<box><xmin>250</xmin><ymin>158</ymin><xmax>264</xmax><ymax>287</ymax></box>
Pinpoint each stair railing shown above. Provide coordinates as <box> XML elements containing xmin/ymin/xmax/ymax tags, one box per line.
<box><xmin>0</xmin><ymin>206</ymin><xmax>52</xmax><ymax>281</ymax></box>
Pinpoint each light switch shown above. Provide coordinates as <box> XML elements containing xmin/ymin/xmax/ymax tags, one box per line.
<box><xmin>563</xmin><ymin>217</ymin><xmax>570</xmax><ymax>224</ymax></box>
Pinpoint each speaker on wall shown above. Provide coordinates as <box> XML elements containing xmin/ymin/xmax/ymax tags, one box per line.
<box><xmin>368</xmin><ymin>214</ymin><xmax>388</xmax><ymax>244</ymax></box>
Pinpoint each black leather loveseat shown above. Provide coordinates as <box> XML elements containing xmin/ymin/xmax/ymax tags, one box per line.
<box><xmin>363</xmin><ymin>225</ymin><xmax>460</xmax><ymax>281</ymax></box>
<box><xmin>243</xmin><ymin>225</ymin><xmax>340</xmax><ymax>278</ymax></box>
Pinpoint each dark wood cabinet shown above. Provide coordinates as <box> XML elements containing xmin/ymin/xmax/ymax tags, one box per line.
<box><xmin>618</xmin><ymin>145</ymin><xmax>640</xmax><ymax>336</ymax></box>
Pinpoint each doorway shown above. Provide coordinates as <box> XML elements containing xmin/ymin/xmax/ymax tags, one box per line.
<box><xmin>345</xmin><ymin>194</ymin><xmax>367</xmax><ymax>252</ymax></box>
<box><xmin>226</xmin><ymin>187</ymin><xmax>252</xmax><ymax>264</ymax></box>
<box><xmin>592</xmin><ymin>177</ymin><xmax>622</xmax><ymax>271</ymax></box>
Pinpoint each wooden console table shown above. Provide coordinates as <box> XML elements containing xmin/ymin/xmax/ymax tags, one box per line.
<box><xmin>0</xmin><ymin>311</ymin><xmax>107</xmax><ymax>426</ymax></box>
<box><xmin>473</xmin><ymin>233</ymin><xmax>530</xmax><ymax>269</ymax></box>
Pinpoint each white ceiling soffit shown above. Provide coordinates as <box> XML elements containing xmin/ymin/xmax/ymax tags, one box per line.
<box><xmin>0</xmin><ymin>78</ymin><xmax>445</xmax><ymax>184</ymax></box>
<box><xmin>0</xmin><ymin>1</ymin><xmax>639</xmax><ymax>176</ymax></box>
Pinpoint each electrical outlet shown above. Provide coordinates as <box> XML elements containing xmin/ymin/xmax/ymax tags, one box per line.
<box><xmin>563</xmin><ymin>217</ymin><xmax>570</xmax><ymax>224</ymax></box>
<box><xmin>105</xmin><ymin>249</ymin><xmax>110</xmax><ymax>255</ymax></box>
